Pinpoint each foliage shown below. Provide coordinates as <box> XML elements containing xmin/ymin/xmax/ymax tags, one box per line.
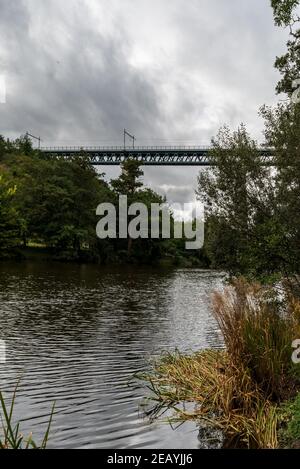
<box><xmin>0</xmin><ymin>138</ymin><xmax>198</xmax><ymax>265</ymax></box>
<box><xmin>194</xmin><ymin>2</ymin><xmax>300</xmax><ymax>278</ymax></box>
<box><xmin>111</xmin><ymin>159</ymin><xmax>143</xmax><ymax>196</ymax></box>
<box><xmin>197</xmin><ymin>126</ymin><xmax>280</xmax><ymax>275</ymax></box>
<box><xmin>271</xmin><ymin>0</ymin><xmax>300</xmax><ymax>95</ymax></box>
<box><xmin>9</xmin><ymin>152</ymin><xmax>111</xmax><ymax>259</ymax></box>
<box><xmin>0</xmin><ymin>172</ymin><xmax>19</xmax><ymax>257</ymax></box>
<box><xmin>110</xmin><ymin>159</ymin><xmax>167</xmax><ymax>259</ymax></box>
<box><xmin>212</xmin><ymin>278</ymin><xmax>300</xmax><ymax>400</ymax></box>
<box><xmin>141</xmin><ymin>349</ymin><xmax>278</xmax><ymax>449</ymax></box>
<box><xmin>260</xmin><ymin>102</ymin><xmax>300</xmax><ymax>277</ymax></box>
<box><xmin>141</xmin><ymin>279</ymin><xmax>300</xmax><ymax>448</ymax></box>
<box><xmin>278</xmin><ymin>391</ymin><xmax>300</xmax><ymax>447</ymax></box>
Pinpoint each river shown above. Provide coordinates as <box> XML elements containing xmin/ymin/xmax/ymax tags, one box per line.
<box><xmin>0</xmin><ymin>262</ymin><xmax>225</xmax><ymax>449</ymax></box>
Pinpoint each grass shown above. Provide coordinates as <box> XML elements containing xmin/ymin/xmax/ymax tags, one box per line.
<box><xmin>142</xmin><ymin>350</ymin><xmax>278</xmax><ymax>448</ymax></box>
<box><xmin>140</xmin><ymin>278</ymin><xmax>300</xmax><ymax>448</ymax></box>
<box><xmin>0</xmin><ymin>382</ymin><xmax>55</xmax><ymax>449</ymax></box>
<box><xmin>212</xmin><ymin>278</ymin><xmax>300</xmax><ymax>400</ymax></box>
<box><xmin>278</xmin><ymin>392</ymin><xmax>300</xmax><ymax>448</ymax></box>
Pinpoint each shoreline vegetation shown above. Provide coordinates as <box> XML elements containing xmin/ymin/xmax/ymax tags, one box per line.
<box><xmin>140</xmin><ymin>278</ymin><xmax>300</xmax><ymax>449</ymax></box>
<box><xmin>0</xmin><ymin>383</ymin><xmax>54</xmax><ymax>450</ymax></box>
<box><xmin>0</xmin><ymin>244</ymin><xmax>209</xmax><ymax>269</ymax></box>
<box><xmin>0</xmin><ymin>137</ymin><xmax>209</xmax><ymax>269</ymax></box>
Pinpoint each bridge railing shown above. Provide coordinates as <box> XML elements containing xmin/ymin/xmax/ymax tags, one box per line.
<box><xmin>40</xmin><ymin>145</ymin><xmax>213</xmax><ymax>151</ymax></box>
<box><xmin>40</xmin><ymin>144</ymin><xmax>273</xmax><ymax>152</ymax></box>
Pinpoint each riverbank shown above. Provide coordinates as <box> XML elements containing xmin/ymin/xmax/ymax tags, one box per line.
<box><xmin>142</xmin><ymin>349</ymin><xmax>278</xmax><ymax>448</ymax></box>
<box><xmin>141</xmin><ymin>278</ymin><xmax>300</xmax><ymax>449</ymax></box>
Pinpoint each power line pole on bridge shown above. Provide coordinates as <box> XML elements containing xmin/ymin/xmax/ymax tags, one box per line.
<box><xmin>26</xmin><ymin>132</ymin><xmax>41</xmax><ymax>149</ymax></box>
<box><xmin>123</xmin><ymin>129</ymin><xmax>135</xmax><ymax>150</ymax></box>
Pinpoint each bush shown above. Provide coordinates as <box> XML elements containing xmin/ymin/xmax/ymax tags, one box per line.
<box><xmin>141</xmin><ymin>278</ymin><xmax>300</xmax><ymax>448</ymax></box>
<box><xmin>278</xmin><ymin>392</ymin><xmax>300</xmax><ymax>448</ymax></box>
<box><xmin>212</xmin><ymin>278</ymin><xmax>300</xmax><ymax>400</ymax></box>
<box><xmin>142</xmin><ymin>350</ymin><xmax>278</xmax><ymax>448</ymax></box>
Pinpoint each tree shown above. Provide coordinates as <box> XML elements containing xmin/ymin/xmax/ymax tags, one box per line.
<box><xmin>196</xmin><ymin>125</ymin><xmax>280</xmax><ymax>274</ymax></box>
<box><xmin>111</xmin><ymin>159</ymin><xmax>144</xmax><ymax>255</ymax></box>
<box><xmin>261</xmin><ymin>101</ymin><xmax>300</xmax><ymax>275</ymax></box>
<box><xmin>0</xmin><ymin>172</ymin><xmax>19</xmax><ymax>257</ymax></box>
<box><xmin>271</xmin><ymin>0</ymin><xmax>299</xmax><ymax>26</ymax></box>
<box><xmin>111</xmin><ymin>159</ymin><xmax>143</xmax><ymax>196</ymax></box>
<box><xmin>271</xmin><ymin>0</ymin><xmax>300</xmax><ymax>95</ymax></box>
<box><xmin>195</xmin><ymin>1</ymin><xmax>300</xmax><ymax>277</ymax></box>
<box><xmin>110</xmin><ymin>159</ymin><xmax>172</xmax><ymax>261</ymax></box>
<box><xmin>256</xmin><ymin>0</ymin><xmax>300</xmax><ymax>277</ymax></box>
<box><xmin>3</xmin><ymin>144</ymin><xmax>113</xmax><ymax>260</ymax></box>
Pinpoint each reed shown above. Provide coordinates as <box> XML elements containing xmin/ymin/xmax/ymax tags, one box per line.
<box><xmin>142</xmin><ymin>350</ymin><xmax>278</xmax><ymax>448</ymax></box>
<box><xmin>212</xmin><ymin>278</ymin><xmax>300</xmax><ymax>399</ymax></box>
<box><xmin>140</xmin><ymin>278</ymin><xmax>300</xmax><ymax>448</ymax></box>
<box><xmin>0</xmin><ymin>382</ymin><xmax>55</xmax><ymax>449</ymax></box>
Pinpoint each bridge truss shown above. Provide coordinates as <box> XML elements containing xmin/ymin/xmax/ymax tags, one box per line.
<box><xmin>40</xmin><ymin>146</ymin><xmax>274</xmax><ymax>166</ymax></box>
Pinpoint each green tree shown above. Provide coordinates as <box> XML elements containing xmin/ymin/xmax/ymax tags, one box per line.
<box><xmin>261</xmin><ymin>102</ymin><xmax>300</xmax><ymax>275</ymax></box>
<box><xmin>0</xmin><ymin>173</ymin><xmax>19</xmax><ymax>257</ymax></box>
<box><xmin>111</xmin><ymin>159</ymin><xmax>143</xmax><ymax>196</ymax></box>
<box><xmin>111</xmin><ymin>159</ymin><xmax>144</xmax><ymax>255</ymax></box>
<box><xmin>271</xmin><ymin>0</ymin><xmax>300</xmax><ymax>95</ymax></box>
<box><xmin>4</xmin><ymin>145</ymin><xmax>113</xmax><ymax>260</ymax></box>
<box><xmin>195</xmin><ymin>1</ymin><xmax>300</xmax><ymax>277</ymax></box>
<box><xmin>256</xmin><ymin>0</ymin><xmax>300</xmax><ymax>278</ymax></box>
<box><xmin>110</xmin><ymin>159</ymin><xmax>171</xmax><ymax>262</ymax></box>
<box><xmin>196</xmin><ymin>125</ymin><xmax>280</xmax><ymax>274</ymax></box>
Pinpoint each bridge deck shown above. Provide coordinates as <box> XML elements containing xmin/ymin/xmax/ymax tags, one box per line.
<box><xmin>40</xmin><ymin>146</ymin><xmax>274</xmax><ymax>166</ymax></box>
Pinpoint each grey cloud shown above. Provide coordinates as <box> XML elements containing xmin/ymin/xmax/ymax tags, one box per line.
<box><xmin>0</xmin><ymin>0</ymin><xmax>165</xmax><ymax>141</ymax></box>
<box><xmin>0</xmin><ymin>0</ymin><xmax>288</xmax><ymax>204</ymax></box>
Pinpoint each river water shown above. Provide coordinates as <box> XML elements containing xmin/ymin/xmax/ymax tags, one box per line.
<box><xmin>0</xmin><ymin>262</ymin><xmax>225</xmax><ymax>449</ymax></box>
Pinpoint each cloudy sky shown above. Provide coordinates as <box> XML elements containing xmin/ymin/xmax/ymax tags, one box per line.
<box><xmin>0</xmin><ymin>0</ymin><xmax>289</xmax><ymax>205</ymax></box>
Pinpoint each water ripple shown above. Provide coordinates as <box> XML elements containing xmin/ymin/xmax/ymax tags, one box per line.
<box><xmin>0</xmin><ymin>262</ymin><xmax>224</xmax><ymax>448</ymax></box>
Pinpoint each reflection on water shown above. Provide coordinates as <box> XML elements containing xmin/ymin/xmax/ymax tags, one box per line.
<box><xmin>0</xmin><ymin>262</ymin><xmax>225</xmax><ymax>449</ymax></box>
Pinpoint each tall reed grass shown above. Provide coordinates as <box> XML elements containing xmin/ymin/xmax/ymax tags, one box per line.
<box><xmin>141</xmin><ymin>278</ymin><xmax>300</xmax><ymax>448</ymax></box>
<box><xmin>0</xmin><ymin>382</ymin><xmax>55</xmax><ymax>449</ymax></box>
<box><xmin>212</xmin><ymin>278</ymin><xmax>300</xmax><ymax>400</ymax></box>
